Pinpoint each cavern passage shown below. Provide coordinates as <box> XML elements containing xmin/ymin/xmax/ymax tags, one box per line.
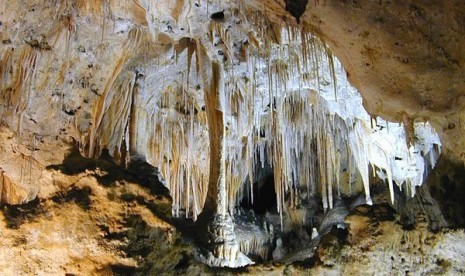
<box><xmin>1</xmin><ymin>0</ymin><xmax>465</xmax><ymax>274</ymax></box>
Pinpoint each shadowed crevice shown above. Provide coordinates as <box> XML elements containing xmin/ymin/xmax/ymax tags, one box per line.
<box><xmin>285</xmin><ymin>0</ymin><xmax>309</xmax><ymax>23</ymax></box>
<box><xmin>46</xmin><ymin>146</ymin><xmax>173</xmax><ymax>221</ymax></box>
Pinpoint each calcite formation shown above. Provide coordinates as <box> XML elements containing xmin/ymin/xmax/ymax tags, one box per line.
<box><xmin>0</xmin><ymin>0</ymin><xmax>454</xmax><ymax>268</ymax></box>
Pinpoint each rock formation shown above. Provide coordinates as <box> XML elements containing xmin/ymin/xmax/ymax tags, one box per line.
<box><xmin>0</xmin><ymin>0</ymin><xmax>464</xmax><ymax>274</ymax></box>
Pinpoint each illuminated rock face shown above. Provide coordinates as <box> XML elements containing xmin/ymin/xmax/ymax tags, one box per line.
<box><xmin>288</xmin><ymin>0</ymin><xmax>465</xmax><ymax>165</ymax></box>
<box><xmin>0</xmin><ymin>0</ymin><xmax>456</xmax><ymax>268</ymax></box>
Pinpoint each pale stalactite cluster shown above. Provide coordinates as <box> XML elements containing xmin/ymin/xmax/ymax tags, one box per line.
<box><xmin>0</xmin><ymin>0</ymin><xmax>442</xmax><ymax>266</ymax></box>
<box><xmin>0</xmin><ymin>0</ymin><xmax>441</xmax><ymax>219</ymax></box>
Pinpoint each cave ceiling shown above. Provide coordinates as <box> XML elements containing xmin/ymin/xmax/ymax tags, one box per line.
<box><xmin>0</xmin><ymin>0</ymin><xmax>464</xmax><ymax>270</ymax></box>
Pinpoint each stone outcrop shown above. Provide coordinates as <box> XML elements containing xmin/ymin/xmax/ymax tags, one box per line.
<box><xmin>0</xmin><ymin>169</ymin><xmax>29</xmax><ymax>205</ymax></box>
<box><xmin>293</xmin><ymin>0</ymin><xmax>465</xmax><ymax>163</ymax></box>
<box><xmin>0</xmin><ymin>0</ymin><xmax>465</xmax><ymax>271</ymax></box>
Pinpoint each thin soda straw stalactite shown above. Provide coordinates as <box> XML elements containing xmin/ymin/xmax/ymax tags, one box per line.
<box><xmin>80</xmin><ymin>2</ymin><xmax>441</xmax><ymax>227</ymax></box>
<box><xmin>0</xmin><ymin>0</ymin><xmax>440</xmax><ymax>237</ymax></box>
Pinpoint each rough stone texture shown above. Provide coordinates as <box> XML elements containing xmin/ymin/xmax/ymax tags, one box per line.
<box><xmin>285</xmin><ymin>0</ymin><xmax>309</xmax><ymax>23</ymax></box>
<box><xmin>293</xmin><ymin>0</ymin><xmax>465</xmax><ymax>162</ymax></box>
<box><xmin>310</xmin><ymin>209</ymin><xmax>465</xmax><ymax>275</ymax></box>
<box><xmin>248</xmin><ymin>0</ymin><xmax>465</xmax><ymax>163</ymax></box>
<box><xmin>0</xmin><ymin>127</ymin><xmax>52</xmax><ymax>205</ymax></box>
<box><xmin>0</xmin><ymin>153</ymin><xmax>192</xmax><ymax>275</ymax></box>
<box><xmin>0</xmin><ymin>0</ymin><xmax>451</xmax><ymax>211</ymax></box>
<box><xmin>0</xmin><ymin>169</ymin><xmax>29</xmax><ymax>205</ymax></box>
<box><xmin>1</xmin><ymin>165</ymin><xmax>463</xmax><ymax>275</ymax></box>
<box><xmin>0</xmin><ymin>0</ymin><xmax>465</xmax><ymax>273</ymax></box>
<box><xmin>422</xmin><ymin>156</ymin><xmax>465</xmax><ymax>228</ymax></box>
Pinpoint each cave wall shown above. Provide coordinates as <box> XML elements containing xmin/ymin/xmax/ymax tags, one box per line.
<box><xmin>290</xmin><ymin>0</ymin><xmax>465</xmax><ymax>163</ymax></box>
<box><xmin>0</xmin><ymin>0</ymin><xmax>453</xmax><ymax>210</ymax></box>
<box><xmin>0</xmin><ymin>0</ymin><xmax>464</xmax><ymax>270</ymax></box>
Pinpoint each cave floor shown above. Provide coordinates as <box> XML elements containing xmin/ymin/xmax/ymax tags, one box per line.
<box><xmin>0</xmin><ymin>162</ymin><xmax>464</xmax><ymax>275</ymax></box>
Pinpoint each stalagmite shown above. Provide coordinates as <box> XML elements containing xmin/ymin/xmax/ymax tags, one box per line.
<box><xmin>0</xmin><ymin>0</ymin><xmax>443</xmax><ymax>268</ymax></box>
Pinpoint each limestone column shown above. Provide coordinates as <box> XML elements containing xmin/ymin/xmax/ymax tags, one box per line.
<box><xmin>201</xmin><ymin>61</ymin><xmax>252</xmax><ymax>267</ymax></box>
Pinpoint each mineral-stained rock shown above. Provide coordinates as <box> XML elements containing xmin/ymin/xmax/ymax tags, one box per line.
<box><xmin>0</xmin><ymin>169</ymin><xmax>29</xmax><ymax>205</ymax></box>
<box><xmin>1</xmin><ymin>0</ymin><xmax>465</xmax><ymax>273</ymax></box>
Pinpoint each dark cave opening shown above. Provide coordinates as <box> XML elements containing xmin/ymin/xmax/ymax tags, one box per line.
<box><xmin>241</xmin><ymin>173</ymin><xmax>277</xmax><ymax>215</ymax></box>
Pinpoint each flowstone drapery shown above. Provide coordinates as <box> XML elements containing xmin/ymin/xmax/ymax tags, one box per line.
<box><xmin>0</xmin><ymin>0</ymin><xmax>442</xmax><ymax>267</ymax></box>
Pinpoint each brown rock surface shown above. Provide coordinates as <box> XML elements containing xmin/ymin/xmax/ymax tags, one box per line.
<box><xmin>1</xmin><ymin>0</ymin><xmax>465</xmax><ymax>273</ymax></box>
<box><xmin>294</xmin><ymin>0</ymin><xmax>465</xmax><ymax>162</ymax></box>
<box><xmin>0</xmin><ymin>169</ymin><xmax>29</xmax><ymax>205</ymax></box>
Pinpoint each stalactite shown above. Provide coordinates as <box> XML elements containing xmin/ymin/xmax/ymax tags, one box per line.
<box><xmin>98</xmin><ymin>72</ymin><xmax>137</xmax><ymax>159</ymax></box>
<box><xmin>93</xmin><ymin>3</ymin><xmax>442</xmax><ymax>233</ymax></box>
<box><xmin>0</xmin><ymin>48</ymin><xmax>14</xmax><ymax>90</ymax></box>
<box><xmin>87</xmin><ymin>27</ymin><xmax>142</xmax><ymax>157</ymax></box>
<box><xmin>9</xmin><ymin>47</ymin><xmax>38</xmax><ymax>136</ymax></box>
<box><xmin>0</xmin><ymin>8</ymin><xmax>444</xmax><ymax>268</ymax></box>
